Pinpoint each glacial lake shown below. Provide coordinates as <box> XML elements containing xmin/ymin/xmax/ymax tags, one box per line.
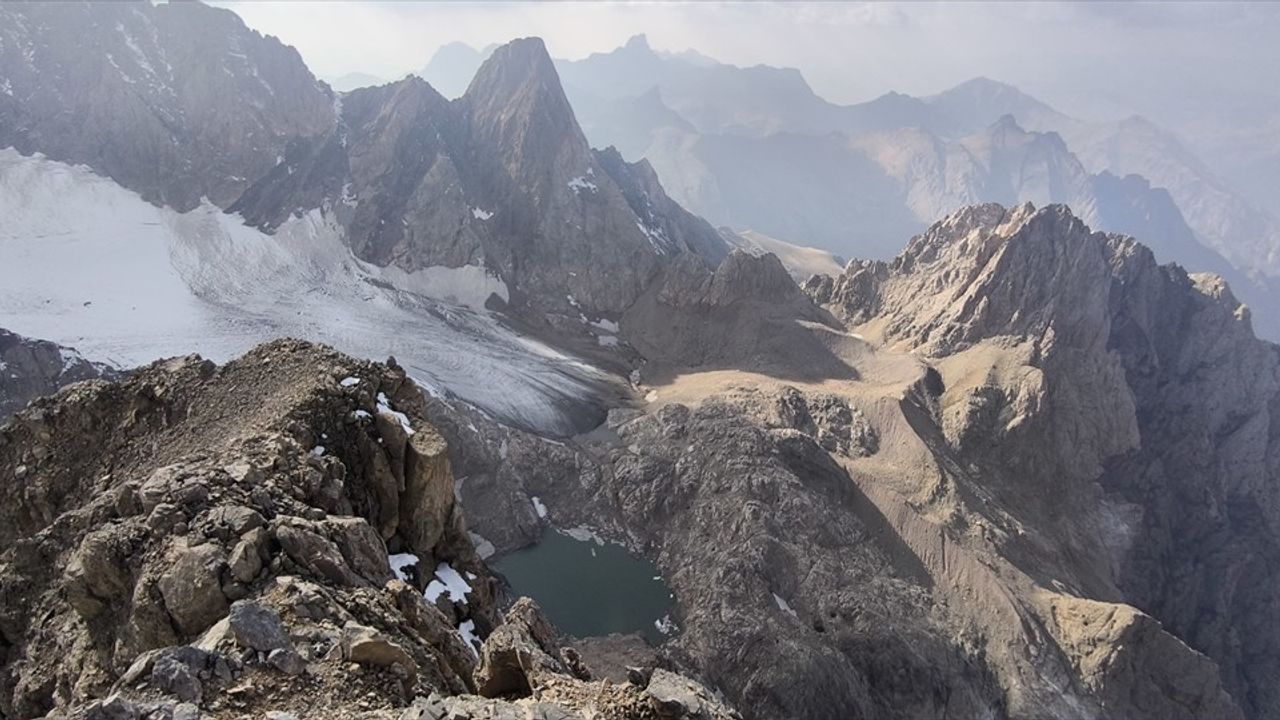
<box><xmin>492</xmin><ymin>529</ymin><xmax>675</xmax><ymax>645</ymax></box>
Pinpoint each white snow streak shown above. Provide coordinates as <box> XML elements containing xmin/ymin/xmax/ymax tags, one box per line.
<box><xmin>456</xmin><ymin>619</ymin><xmax>480</xmax><ymax>657</ymax></box>
<box><xmin>773</xmin><ymin>593</ymin><xmax>798</xmax><ymax>618</ymax></box>
<box><xmin>567</xmin><ymin>176</ymin><xmax>598</xmax><ymax>194</ymax></box>
<box><xmin>376</xmin><ymin>392</ymin><xmax>414</xmax><ymax>435</ymax></box>
<box><xmin>424</xmin><ymin>562</ymin><xmax>472</xmax><ymax>605</ymax></box>
<box><xmin>654</xmin><ymin>614</ymin><xmax>678</xmax><ymax>636</ymax></box>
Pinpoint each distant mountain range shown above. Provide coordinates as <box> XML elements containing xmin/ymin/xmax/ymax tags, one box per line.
<box><xmin>421</xmin><ymin>35</ymin><xmax>1280</xmax><ymax>339</ymax></box>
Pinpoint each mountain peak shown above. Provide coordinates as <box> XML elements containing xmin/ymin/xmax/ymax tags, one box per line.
<box><xmin>463</xmin><ymin>36</ymin><xmax>582</xmax><ymax>154</ymax></box>
<box><xmin>624</xmin><ymin>34</ymin><xmax>652</xmax><ymax>52</ymax></box>
<box><xmin>949</xmin><ymin>76</ymin><xmax>1022</xmax><ymax>95</ymax></box>
<box><xmin>927</xmin><ymin>77</ymin><xmax>1066</xmax><ymax>136</ymax></box>
<box><xmin>465</xmin><ymin>37</ymin><xmax>562</xmax><ymax>102</ymax></box>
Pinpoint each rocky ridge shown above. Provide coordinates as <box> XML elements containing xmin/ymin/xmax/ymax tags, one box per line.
<box><xmin>0</xmin><ymin>340</ymin><xmax>738</xmax><ymax>720</ymax></box>
<box><xmin>428</xmin><ymin>203</ymin><xmax>1277</xmax><ymax>720</ymax></box>
<box><xmin>229</xmin><ymin>37</ymin><xmax>727</xmax><ymax>318</ymax></box>
<box><xmin>808</xmin><ymin>202</ymin><xmax>1280</xmax><ymax>718</ymax></box>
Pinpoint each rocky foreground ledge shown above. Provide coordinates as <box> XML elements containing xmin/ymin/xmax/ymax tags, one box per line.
<box><xmin>0</xmin><ymin>340</ymin><xmax>737</xmax><ymax>720</ymax></box>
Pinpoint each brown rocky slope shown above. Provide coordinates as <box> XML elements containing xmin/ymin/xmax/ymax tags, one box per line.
<box><xmin>433</xmin><ymin>203</ymin><xmax>1277</xmax><ymax>720</ymax></box>
<box><xmin>0</xmin><ymin>340</ymin><xmax>738</xmax><ymax>720</ymax></box>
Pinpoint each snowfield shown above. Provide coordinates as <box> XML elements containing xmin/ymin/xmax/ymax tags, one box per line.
<box><xmin>0</xmin><ymin>148</ymin><xmax>615</xmax><ymax>435</ymax></box>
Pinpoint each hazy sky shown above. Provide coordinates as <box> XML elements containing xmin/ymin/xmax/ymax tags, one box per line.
<box><xmin>215</xmin><ymin>1</ymin><xmax>1280</xmax><ymax>129</ymax></box>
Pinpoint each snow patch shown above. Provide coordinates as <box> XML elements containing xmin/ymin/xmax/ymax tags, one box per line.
<box><xmin>388</xmin><ymin>553</ymin><xmax>420</xmax><ymax>583</ymax></box>
<box><xmin>636</xmin><ymin>221</ymin><xmax>672</xmax><ymax>254</ymax></box>
<box><xmin>340</xmin><ymin>182</ymin><xmax>358</xmax><ymax>208</ymax></box>
<box><xmin>597</xmin><ymin>335</ymin><xmax>618</xmax><ymax>347</ymax></box>
<box><xmin>456</xmin><ymin>619</ymin><xmax>480</xmax><ymax>657</ymax></box>
<box><xmin>567</xmin><ymin>176</ymin><xmax>598</xmax><ymax>194</ymax></box>
<box><xmin>378</xmin><ymin>264</ymin><xmax>508</xmax><ymax>310</ymax></box>
<box><xmin>773</xmin><ymin>593</ymin><xmax>798</xmax><ymax>617</ymax></box>
<box><xmin>467</xmin><ymin>531</ymin><xmax>496</xmax><ymax>560</ymax></box>
<box><xmin>562</xmin><ymin>526</ymin><xmax>608</xmax><ymax>546</ymax></box>
<box><xmin>531</xmin><ymin>496</ymin><xmax>548</xmax><ymax>519</ymax></box>
<box><xmin>352</xmin><ymin>409</ymin><xmax>372</xmax><ymax>420</ymax></box>
<box><xmin>376</xmin><ymin>392</ymin><xmax>414</xmax><ymax>435</ymax></box>
<box><xmin>654</xmin><ymin>614</ymin><xmax>678</xmax><ymax>636</ymax></box>
<box><xmin>424</xmin><ymin>562</ymin><xmax>472</xmax><ymax>605</ymax></box>
<box><xmin>57</xmin><ymin>347</ymin><xmax>83</xmax><ymax>368</ymax></box>
<box><xmin>311</xmin><ymin>445</ymin><xmax>325</xmax><ymax>457</ymax></box>
<box><xmin>590</xmin><ymin>318</ymin><xmax>619</xmax><ymax>334</ymax></box>
<box><xmin>339</xmin><ymin>376</ymin><xmax>360</xmax><ymax>387</ymax></box>
<box><xmin>470</xmin><ymin>207</ymin><xmax>493</xmax><ymax>220</ymax></box>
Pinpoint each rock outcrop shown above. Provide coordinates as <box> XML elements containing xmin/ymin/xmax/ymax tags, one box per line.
<box><xmin>0</xmin><ymin>328</ymin><xmax>117</xmax><ymax>420</ymax></box>
<box><xmin>620</xmin><ymin>249</ymin><xmax>854</xmax><ymax>381</ymax></box>
<box><xmin>0</xmin><ymin>340</ymin><xmax>739</xmax><ymax>719</ymax></box>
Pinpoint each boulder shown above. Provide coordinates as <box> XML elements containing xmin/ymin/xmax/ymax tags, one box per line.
<box><xmin>474</xmin><ymin>598</ymin><xmax>562</xmax><ymax>698</ymax></box>
<box><xmin>325</xmin><ymin>516</ymin><xmax>393</xmax><ymax>585</ymax></box>
<box><xmin>157</xmin><ymin>543</ymin><xmax>230</xmax><ymax>636</ymax></box>
<box><xmin>274</xmin><ymin>522</ymin><xmax>357</xmax><ymax>586</ymax></box>
<box><xmin>64</xmin><ymin>527</ymin><xmax>132</xmax><ymax>618</ymax></box>
<box><xmin>148</xmin><ymin>647</ymin><xmax>218</xmax><ymax>703</ymax></box>
<box><xmin>340</xmin><ymin>622</ymin><xmax>416</xmax><ymax>678</ymax></box>
<box><xmin>227</xmin><ymin>529</ymin><xmax>267</xmax><ymax>584</ymax></box>
<box><xmin>647</xmin><ymin>669</ymin><xmax>711</xmax><ymax>719</ymax></box>
<box><xmin>227</xmin><ymin>600</ymin><xmax>292</xmax><ymax>653</ymax></box>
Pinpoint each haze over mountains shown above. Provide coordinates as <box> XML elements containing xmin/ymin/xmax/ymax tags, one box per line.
<box><xmin>3</xmin><ymin>3</ymin><xmax>1280</xmax><ymax>720</ymax></box>
<box><xmin>416</xmin><ymin>34</ymin><xmax>1280</xmax><ymax>339</ymax></box>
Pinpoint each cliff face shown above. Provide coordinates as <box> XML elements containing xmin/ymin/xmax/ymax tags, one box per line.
<box><xmin>230</xmin><ymin>37</ymin><xmax>727</xmax><ymax>317</ymax></box>
<box><xmin>0</xmin><ymin>2</ymin><xmax>335</xmax><ymax>211</ymax></box>
<box><xmin>0</xmin><ymin>340</ymin><xmax>738</xmax><ymax>720</ymax></box>
<box><xmin>809</xmin><ymin>202</ymin><xmax>1280</xmax><ymax>718</ymax></box>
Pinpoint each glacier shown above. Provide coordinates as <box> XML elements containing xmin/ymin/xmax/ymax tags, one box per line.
<box><xmin>0</xmin><ymin>148</ymin><xmax>618</xmax><ymax>436</ymax></box>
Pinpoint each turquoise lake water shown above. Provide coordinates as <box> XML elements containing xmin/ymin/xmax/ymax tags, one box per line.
<box><xmin>491</xmin><ymin>529</ymin><xmax>675</xmax><ymax>645</ymax></box>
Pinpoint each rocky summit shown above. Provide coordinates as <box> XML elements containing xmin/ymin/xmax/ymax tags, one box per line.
<box><xmin>0</xmin><ymin>340</ymin><xmax>738</xmax><ymax>720</ymax></box>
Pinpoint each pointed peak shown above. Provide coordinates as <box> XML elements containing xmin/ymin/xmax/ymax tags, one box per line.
<box><xmin>430</xmin><ymin>41</ymin><xmax>484</xmax><ymax>60</ymax></box>
<box><xmin>464</xmin><ymin>36</ymin><xmax>564</xmax><ymax>106</ymax></box>
<box><xmin>624</xmin><ymin>34</ymin><xmax>651</xmax><ymax>52</ymax></box>
<box><xmin>462</xmin><ymin>36</ymin><xmax>589</xmax><ymax>174</ymax></box>
<box><xmin>481</xmin><ymin>37</ymin><xmax>556</xmax><ymax>77</ymax></box>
